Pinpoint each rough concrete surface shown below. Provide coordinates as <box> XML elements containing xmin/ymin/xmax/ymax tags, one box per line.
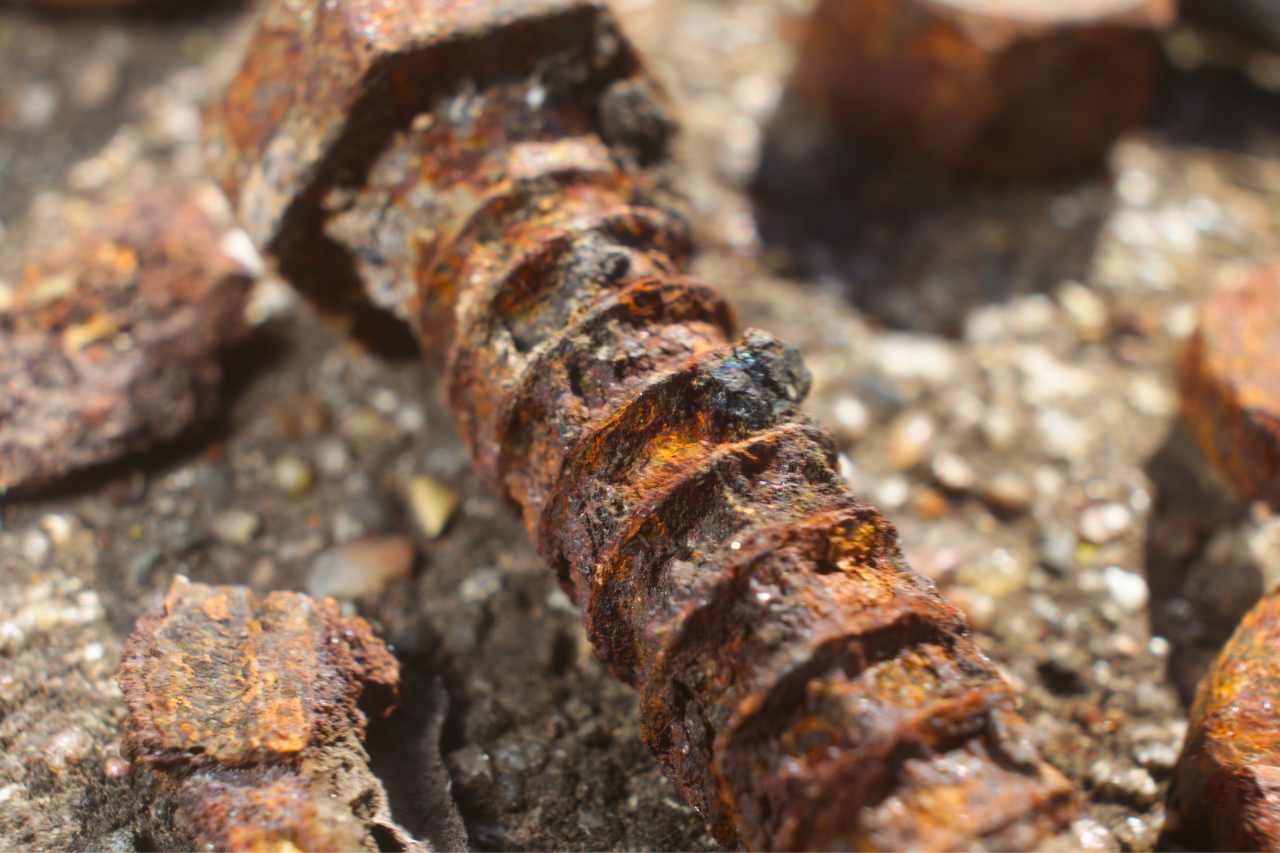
<box><xmin>2</xmin><ymin>1</ymin><xmax>1280</xmax><ymax>850</ymax></box>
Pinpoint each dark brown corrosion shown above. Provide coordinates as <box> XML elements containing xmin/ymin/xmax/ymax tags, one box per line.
<box><xmin>0</xmin><ymin>187</ymin><xmax>251</xmax><ymax>491</ymax></box>
<box><xmin>207</xmin><ymin>1</ymin><xmax>1078</xmax><ymax>847</ymax></box>
<box><xmin>1180</xmin><ymin>264</ymin><xmax>1280</xmax><ymax>507</ymax></box>
<box><xmin>118</xmin><ymin>576</ymin><xmax>421</xmax><ymax>851</ymax></box>
<box><xmin>1169</xmin><ymin>587</ymin><xmax>1280</xmax><ymax>850</ymax></box>
<box><xmin>789</xmin><ymin>0</ymin><xmax>1175</xmax><ymax>175</ymax></box>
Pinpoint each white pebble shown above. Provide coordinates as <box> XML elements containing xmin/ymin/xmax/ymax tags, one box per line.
<box><xmin>406</xmin><ymin>476</ymin><xmax>461</xmax><ymax>539</ymax></box>
<box><xmin>39</xmin><ymin>514</ymin><xmax>76</xmax><ymax>546</ymax></box>
<box><xmin>831</xmin><ymin>396</ymin><xmax>869</xmax><ymax>442</ymax></box>
<box><xmin>211</xmin><ymin>509</ymin><xmax>261</xmax><ymax>545</ymax></box>
<box><xmin>1103</xmin><ymin>566</ymin><xmax>1149</xmax><ymax>613</ymax></box>
<box><xmin>1079</xmin><ymin>502</ymin><xmax>1133</xmax><ymax>545</ymax></box>
<box><xmin>21</xmin><ymin>530</ymin><xmax>50</xmax><ymax>564</ymax></box>
<box><xmin>273</xmin><ymin>455</ymin><xmax>314</xmax><ymax>496</ymax></box>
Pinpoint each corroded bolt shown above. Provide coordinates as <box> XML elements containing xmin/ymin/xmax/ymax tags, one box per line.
<box><xmin>788</xmin><ymin>0</ymin><xmax>1176</xmax><ymax>175</ymax></box>
<box><xmin>118</xmin><ymin>576</ymin><xmax>420</xmax><ymax>852</ymax></box>
<box><xmin>1179</xmin><ymin>264</ymin><xmax>1280</xmax><ymax>507</ymax></box>
<box><xmin>0</xmin><ymin>187</ymin><xmax>252</xmax><ymax>491</ymax></box>
<box><xmin>1169</xmin><ymin>586</ymin><xmax>1280</xmax><ymax>849</ymax></box>
<box><xmin>208</xmin><ymin>2</ymin><xmax>1078</xmax><ymax>848</ymax></box>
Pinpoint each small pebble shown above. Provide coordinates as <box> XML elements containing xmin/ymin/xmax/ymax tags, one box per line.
<box><xmin>406</xmin><ymin>475</ymin><xmax>461</xmax><ymax>539</ymax></box>
<box><xmin>1128</xmin><ymin>374</ymin><xmax>1176</xmax><ymax>418</ymax></box>
<box><xmin>39</xmin><ymin>514</ymin><xmax>76</xmax><ymax>546</ymax></box>
<box><xmin>316</xmin><ymin>439</ymin><xmax>351</xmax><ymax>475</ymax></box>
<box><xmin>886</xmin><ymin>412</ymin><xmax>935</xmax><ymax>471</ymax></box>
<box><xmin>307</xmin><ymin>536</ymin><xmax>415</xmax><ymax>600</ymax></box>
<box><xmin>830</xmin><ymin>395</ymin><xmax>869</xmax><ymax>443</ymax></box>
<box><xmin>982</xmin><ymin>407</ymin><xmax>1020</xmax><ymax>451</ymax></box>
<box><xmin>957</xmin><ymin>548</ymin><xmax>1029</xmax><ymax>598</ymax></box>
<box><xmin>872</xmin><ymin>335</ymin><xmax>958</xmax><ymax>388</ymax></box>
<box><xmin>947</xmin><ymin>587</ymin><xmax>996</xmax><ymax>632</ymax></box>
<box><xmin>1132</xmin><ymin>738</ymin><xmax>1180</xmax><ymax>773</ymax></box>
<box><xmin>1112</xmin><ymin>814</ymin><xmax>1161</xmax><ymax>851</ymax></box>
<box><xmin>210</xmin><ymin>509</ymin><xmax>260</xmax><ymax>545</ymax></box>
<box><xmin>912</xmin><ymin>487</ymin><xmax>949</xmax><ymax>520</ymax></box>
<box><xmin>273</xmin><ymin>455</ymin><xmax>314</xmax><ymax>497</ymax></box>
<box><xmin>1102</xmin><ymin>566</ymin><xmax>1149</xmax><ymax>613</ymax></box>
<box><xmin>875</xmin><ymin>476</ymin><xmax>910</xmax><ymax>510</ymax></box>
<box><xmin>1078</xmin><ymin>502</ymin><xmax>1132</xmax><ymax>545</ymax></box>
<box><xmin>1066</xmin><ymin>817</ymin><xmax>1117</xmax><ymax>852</ymax></box>
<box><xmin>1090</xmin><ymin>758</ymin><xmax>1162</xmax><ymax>799</ymax></box>
<box><xmin>249</xmin><ymin>558</ymin><xmax>277</xmax><ymax>589</ymax></box>
<box><xmin>931</xmin><ymin>451</ymin><xmax>976</xmax><ymax>492</ymax></box>
<box><xmin>103</xmin><ymin>756</ymin><xmax>132</xmax><ymax>780</ymax></box>
<box><xmin>1036</xmin><ymin>409</ymin><xmax>1091</xmax><ymax>462</ymax></box>
<box><xmin>21</xmin><ymin>530</ymin><xmax>51</xmax><ymax>564</ymax></box>
<box><xmin>331</xmin><ymin>511</ymin><xmax>365</xmax><ymax>543</ymax></box>
<box><xmin>981</xmin><ymin>473</ymin><xmax>1033</xmax><ymax>514</ymax></box>
<box><xmin>395</xmin><ymin>404</ymin><xmax>426</xmax><ymax>433</ymax></box>
<box><xmin>1058</xmin><ymin>282</ymin><xmax>1109</xmax><ymax>342</ymax></box>
<box><xmin>46</xmin><ymin>728</ymin><xmax>94</xmax><ymax>771</ymax></box>
<box><xmin>460</xmin><ymin>568</ymin><xmax>503</xmax><ymax>604</ymax></box>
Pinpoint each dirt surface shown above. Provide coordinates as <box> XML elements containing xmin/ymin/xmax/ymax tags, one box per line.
<box><xmin>2</xmin><ymin>1</ymin><xmax>1280</xmax><ymax>850</ymax></box>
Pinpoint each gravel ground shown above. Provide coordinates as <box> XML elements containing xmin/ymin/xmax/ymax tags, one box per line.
<box><xmin>2</xmin><ymin>1</ymin><xmax>1280</xmax><ymax>850</ymax></box>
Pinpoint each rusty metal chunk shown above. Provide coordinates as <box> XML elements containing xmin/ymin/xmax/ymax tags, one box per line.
<box><xmin>0</xmin><ymin>187</ymin><xmax>251</xmax><ymax>491</ymax></box>
<box><xmin>118</xmin><ymin>576</ymin><xmax>419</xmax><ymax>851</ymax></box>
<box><xmin>210</xmin><ymin>1</ymin><xmax>1078</xmax><ymax>847</ymax></box>
<box><xmin>789</xmin><ymin>0</ymin><xmax>1175</xmax><ymax>174</ymax></box>
<box><xmin>1170</xmin><ymin>587</ymin><xmax>1280</xmax><ymax>849</ymax></box>
<box><xmin>1180</xmin><ymin>264</ymin><xmax>1280</xmax><ymax>507</ymax></box>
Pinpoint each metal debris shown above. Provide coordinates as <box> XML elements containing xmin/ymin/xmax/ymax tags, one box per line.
<box><xmin>208</xmin><ymin>0</ymin><xmax>1079</xmax><ymax>847</ymax></box>
<box><xmin>789</xmin><ymin>0</ymin><xmax>1176</xmax><ymax>174</ymax></box>
<box><xmin>118</xmin><ymin>575</ymin><xmax>423</xmax><ymax>852</ymax></box>
<box><xmin>0</xmin><ymin>187</ymin><xmax>252</xmax><ymax>491</ymax></box>
<box><xmin>1180</xmin><ymin>264</ymin><xmax>1280</xmax><ymax>507</ymax></box>
<box><xmin>1169</xmin><ymin>587</ymin><xmax>1280</xmax><ymax>850</ymax></box>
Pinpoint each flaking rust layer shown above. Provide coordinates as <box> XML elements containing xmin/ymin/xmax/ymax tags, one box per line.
<box><xmin>118</xmin><ymin>576</ymin><xmax>422</xmax><ymax>852</ymax></box>
<box><xmin>0</xmin><ymin>187</ymin><xmax>251</xmax><ymax>491</ymax></box>
<box><xmin>1180</xmin><ymin>264</ymin><xmax>1280</xmax><ymax>508</ymax></box>
<box><xmin>208</xmin><ymin>1</ymin><xmax>1079</xmax><ymax>848</ymax></box>
<box><xmin>789</xmin><ymin>0</ymin><xmax>1175</xmax><ymax>175</ymax></box>
<box><xmin>1170</xmin><ymin>587</ymin><xmax>1280</xmax><ymax>849</ymax></box>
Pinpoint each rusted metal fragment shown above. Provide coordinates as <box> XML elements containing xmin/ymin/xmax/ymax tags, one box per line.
<box><xmin>211</xmin><ymin>1</ymin><xmax>1078</xmax><ymax>847</ymax></box>
<box><xmin>789</xmin><ymin>0</ymin><xmax>1175</xmax><ymax>175</ymax></box>
<box><xmin>1169</xmin><ymin>587</ymin><xmax>1280</xmax><ymax>850</ymax></box>
<box><xmin>0</xmin><ymin>187</ymin><xmax>252</xmax><ymax>491</ymax></box>
<box><xmin>1180</xmin><ymin>264</ymin><xmax>1280</xmax><ymax>507</ymax></box>
<box><xmin>118</xmin><ymin>576</ymin><xmax>420</xmax><ymax>852</ymax></box>
<box><xmin>203</xmin><ymin>0</ymin><xmax>654</xmax><ymax>336</ymax></box>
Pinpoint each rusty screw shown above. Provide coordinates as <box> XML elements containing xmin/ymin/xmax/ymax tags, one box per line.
<box><xmin>118</xmin><ymin>576</ymin><xmax>419</xmax><ymax>852</ymax></box>
<box><xmin>0</xmin><ymin>186</ymin><xmax>252</xmax><ymax>491</ymax></box>
<box><xmin>1179</xmin><ymin>263</ymin><xmax>1280</xmax><ymax>508</ymax></box>
<box><xmin>1169</xmin><ymin>585</ymin><xmax>1280</xmax><ymax>849</ymax></box>
<box><xmin>789</xmin><ymin>0</ymin><xmax>1175</xmax><ymax>175</ymax></box>
<box><xmin>207</xmin><ymin>1</ymin><xmax>1077</xmax><ymax>848</ymax></box>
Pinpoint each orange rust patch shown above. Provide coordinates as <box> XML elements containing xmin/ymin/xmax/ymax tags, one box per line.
<box><xmin>1172</xmin><ymin>588</ymin><xmax>1280</xmax><ymax>849</ymax></box>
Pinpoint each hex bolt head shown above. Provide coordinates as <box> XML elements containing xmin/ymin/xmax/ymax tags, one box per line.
<box><xmin>1180</xmin><ymin>264</ymin><xmax>1280</xmax><ymax>507</ymax></box>
<box><xmin>789</xmin><ymin>0</ymin><xmax>1176</xmax><ymax>175</ymax></box>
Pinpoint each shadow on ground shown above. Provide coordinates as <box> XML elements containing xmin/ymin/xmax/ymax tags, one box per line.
<box><xmin>749</xmin><ymin>91</ymin><xmax>1111</xmax><ymax>337</ymax></box>
<box><xmin>1141</xmin><ymin>421</ymin><xmax>1254</xmax><ymax>705</ymax></box>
